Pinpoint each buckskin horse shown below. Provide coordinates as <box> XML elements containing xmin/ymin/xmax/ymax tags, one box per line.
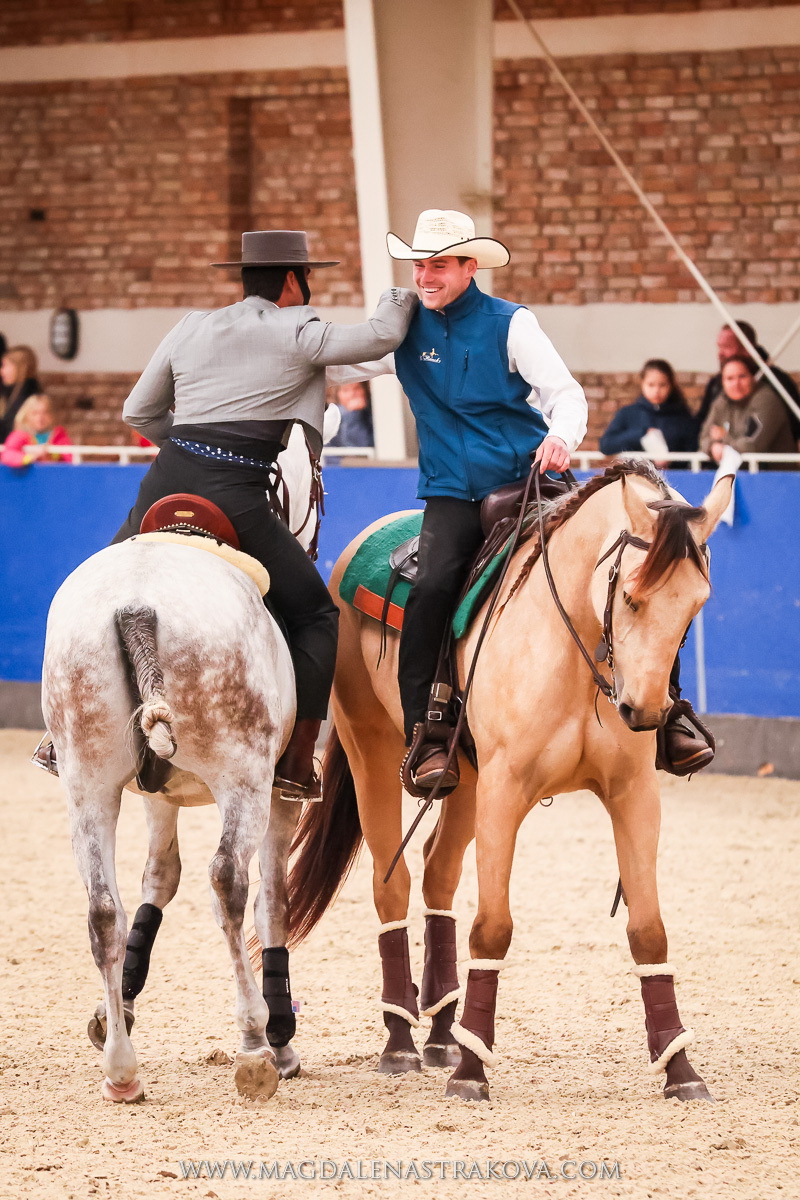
<box><xmin>40</xmin><ymin>421</ymin><xmax>330</xmax><ymax>1105</ymax></box>
<box><xmin>286</xmin><ymin>461</ymin><xmax>734</xmax><ymax>1103</ymax></box>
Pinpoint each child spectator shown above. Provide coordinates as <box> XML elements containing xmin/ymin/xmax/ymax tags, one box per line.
<box><xmin>0</xmin><ymin>345</ymin><xmax>41</xmax><ymax>442</ymax></box>
<box><xmin>700</xmin><ymin>355</ymin><xmax>795</xmax><ymax>464</ymax></box>
<box><xmin>599</xmin><ymin>359</ymin><xmax>698</xmax><ymax>459</ymax></box>
<box><xmin>329</xmin><ymin>381</ymin><xmax>374</xmax><ymax>448</ymax></box>
<box><xmin>1</xmin><ymin>393</ymin><xmax>72</xmax><ymax>466</ymax></box>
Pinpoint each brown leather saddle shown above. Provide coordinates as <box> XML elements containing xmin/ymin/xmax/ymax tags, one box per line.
<box><xmin>387</xmin><ymin>472</ymin><xmax>574</xmax><ymax>593</ymax></box>
<box><xmin>139</xmin><ymin>493</ymin><xmax>240</xmax><ymax>548</ymax></box>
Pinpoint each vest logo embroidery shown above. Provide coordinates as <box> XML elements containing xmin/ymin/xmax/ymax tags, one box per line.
<box><xmin>420</xmin><ymin>347</ymin><xmax>441</xmax><ymax>363</ymax></box>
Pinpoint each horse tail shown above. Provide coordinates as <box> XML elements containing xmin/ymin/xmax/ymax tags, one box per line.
<box><xmin>286</xmin><ymin>724</ymin><xmax>362</xmax><ymax>947</ymax></box>
<box><xmin>116</xmin><ymin>606</ymin><xmax>177</xmax><ymax>760</ymax></box>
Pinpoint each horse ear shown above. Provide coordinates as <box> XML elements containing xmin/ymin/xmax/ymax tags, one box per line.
<box><xmin>696</xmin><ymin>472</ymin><xmax>735</xmax><ymax>542</ymax></box>
<box><xmin>621</xmin><ymin>477</ymin><xmax>657</xmax><ymax>535</ymax></box>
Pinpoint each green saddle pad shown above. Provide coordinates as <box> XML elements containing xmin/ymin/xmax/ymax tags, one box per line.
<box><xmin>339</xmin><ymin>513</ymin><xmax>511</xmax><ymax>640</ymax></box>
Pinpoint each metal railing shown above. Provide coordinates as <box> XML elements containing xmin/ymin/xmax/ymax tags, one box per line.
<box><xmin>21</xmin><ymin>444</ymin><xmax>800</xmax><ymax>473</ymax></box>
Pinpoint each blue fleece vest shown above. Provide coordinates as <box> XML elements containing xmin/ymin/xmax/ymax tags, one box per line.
<box><xmin>394</xmin><ymin>280</ymin><xmax>549</xmax><ymax>501</ymax></box>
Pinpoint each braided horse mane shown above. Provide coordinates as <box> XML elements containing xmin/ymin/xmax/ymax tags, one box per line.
<box><xmin>504</xmin><ymin>459</ymin><xmax>709</xmax><ymax>608</ymax></box>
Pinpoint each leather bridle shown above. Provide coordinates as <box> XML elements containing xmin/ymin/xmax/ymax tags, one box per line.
<box><xmin>534</xmin><ymin>471</ymin><xmax>650</xmax><ymax>706</ymax></box>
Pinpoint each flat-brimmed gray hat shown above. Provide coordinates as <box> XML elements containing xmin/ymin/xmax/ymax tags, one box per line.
<box><xmin>212</xmin><ymin>230</ymin><xmax>338</xmax><ymax>269</ymax></box>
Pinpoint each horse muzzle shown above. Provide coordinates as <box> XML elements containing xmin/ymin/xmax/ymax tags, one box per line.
<box><xmin>618</xmin><ymin>701</ymin><xmax>670</xmax><ymax>732</ymax></box>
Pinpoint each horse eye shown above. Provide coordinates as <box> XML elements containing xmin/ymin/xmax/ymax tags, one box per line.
<box><xmin>623</xmin><ymin>591</ymin><xmax>639</xmax><ymax>612</ymax></box>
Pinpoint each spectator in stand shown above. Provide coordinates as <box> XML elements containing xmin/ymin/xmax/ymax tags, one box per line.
<box><xmin>0</xmin><ymin>332</ymin><xmax>6</xmax><ymax>361</ymax></box>
<box><xmin>599</xmin><ymin>358</ymin><xmax>698</xmax><ymax>461</ymax></box>
<box><xmin>0</xmin><ymin>393</ymin><xmax>72</xmax><ymax>466</ymax></box>
<box><xmin>0</xmin><ymin>345</ymin><xmax>41</xmax><ymax>442</ymax></box>
<box><xmin>700</xmin><ymin>355</ymin><xmax>795</xmax><ymax>465</ymax></box>
<box><xmin>328</xmin><ymin>380</ymin><xmax>374</xmax><ymax>448</ymax></box>
<box><xmin>697</xmin><ymin>321</ymin><xmax>800</xmax><ymax>443</ymax></box>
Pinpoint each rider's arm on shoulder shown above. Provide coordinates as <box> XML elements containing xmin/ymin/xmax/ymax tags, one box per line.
<box><xmin>326</xmin><ymin>354</ymin><xmax>396</xmax><ymax>385</ymax></box>
<box><xmin>507</xmin><ymin>307</ymin><xmax>588</xmax><ymax>452</ymax></box>
<box><xmin>295</xmin><ymin>288</ymin><xmax>418</xmax><ymax>367</ymax></box>
<box><xmin>122</xmin><ymin>319</ymin><xmax>184</xmax><ymax>445</ymax></box>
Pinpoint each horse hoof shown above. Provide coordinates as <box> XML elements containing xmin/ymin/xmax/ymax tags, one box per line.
<box><xmin>234</xmin><ymin>1049</ymin><xmax>280</xmax><ymax>1101</ymax></box>
<box><xmin>101</xmin><ymin>1076</ymin><xmax>144</xmax><ymax>1103</ymax></box>
<box><xmin>378</xmin><ymin>1049</ymin><xmax>422</xmax><ymax>1075</ymax></box>
<box><xmin>445</xmin><ymin>1076</ymin><xmax>491</xmax><ymax>1103</ymax></box>
<box><xmin>423</xmin><ymin>1042</ymin><xmax>462</xmax><ymax>1069</ymax></box>
<box><xmin>665</xmin><ymin>1079</ymin><xmax>715</xmax><ymax>1103</ymax></box>
<box><xmin>274</xmin><ymin>1042</ymin><xmax>301</xmax><ymax>1080</ymax></box>
<box><xmin>88</xmin><ymin>1003</ymin><xmax>135</xmax><ymax>1050</ymax></box>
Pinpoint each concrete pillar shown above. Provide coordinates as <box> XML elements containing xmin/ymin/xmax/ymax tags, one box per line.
<box><xmin>344</xmin><ymin>0</ymin><xmax>494</xmax><ymax>460</ymax></box>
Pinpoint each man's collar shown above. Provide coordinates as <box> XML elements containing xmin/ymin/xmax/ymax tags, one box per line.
<box><xmin>243</xmin><ymin>295</ymin><xmax>279</xmax><ymax>311</ymax></box>
<box><xmin>439</xmin><ymin>278</ymin><xmax>481</xmax><ymax>318</ymax></box>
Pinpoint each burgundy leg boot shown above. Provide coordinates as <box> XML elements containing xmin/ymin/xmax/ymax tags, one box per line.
<box><xmin>420</xmin><ymin>909</ymin><xmax>462</xmax><ymax>1068</ymax></box>
<box><xmin>377</xmin><ymin>921</ymin><xmax>421</xmax><ymax>1075</ymax></box>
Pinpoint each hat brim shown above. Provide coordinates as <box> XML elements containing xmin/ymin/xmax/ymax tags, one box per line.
<box><xmin>211</xmin><ymin>260</ymin><xmax>339</xmax><ymax>269</ymax></box>
<box><xmin>386</xmin><ymin>232</ymin><xmax>510</xmax><ymax>269</ymax></box>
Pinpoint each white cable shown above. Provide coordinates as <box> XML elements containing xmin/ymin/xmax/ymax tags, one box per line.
<box><xmin>504</xmin><ymin>0</ymin><xmax>800</xmax><ymax>424</ymax></box>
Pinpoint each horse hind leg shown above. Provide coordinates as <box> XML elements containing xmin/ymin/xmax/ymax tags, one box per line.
<box><xmin>65</xmin><ymin>771</ymin><xmax>144</xmax><ymax>1103</ymax></box>
<box><xmin>606</xmin><ymin>778</ymin><xmax>713</xmax><ymax>1102</ymax></box>
<box><xmin>252</xmin><ymin>793</ymin><xmax>302</xmax><ymax>1080</ymax></box>
<box><xmin>88</xmin><ymin>797</ymin><xmax>181</xmax><ymax>1051</ymax></box>
<box><xmin>206</xmin><ymin>769</ymin><xmax>278</xmax><ymax>1102</ymax></box>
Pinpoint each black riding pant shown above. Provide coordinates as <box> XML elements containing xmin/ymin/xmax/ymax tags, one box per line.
<box><xmin>398</xmin><ymin>497</ymin><xmax>485</xmax><ymax>744</ymax></box>
<box><xmin>112</xmin><ymin>439</ymin><xmax>339</xmax><ymax>721</ymax></box>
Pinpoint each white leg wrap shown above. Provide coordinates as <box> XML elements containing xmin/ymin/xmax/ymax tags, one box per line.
<box><xmin>632</xmin><ymin>962</ymin><xmax>675</xmax><ymax>978</ymax></box>
<box><xmin>648</xmin><ymin>1028</ymin><xmax>695</xmax><ymax>1074</ymax></box>
<box><xmin>461</xmin><ymin>958</ymin><xmax>508</xmax><ymax>972</ymax></box>
<box><xmin>451</xmin><ymin>1022</ymin><xmax>497</xmax><ymax>1068</ymax></box>
<box><xmin>423</xmin><ymin>908</ymin><xmax>457</xmax><ymax>919</ymax></box>
<box><xmin>420</xmin><ymin>987</ymin><xmax>463</xmax><ymax>1019</ymax></box>
<box><xmin>378</xmin><ymin>919</ymin><xmax>409</xmax><ymax>935</ymax></box>
<box><xmin>380</xmin><ymin>1001</ymin><xmax>420</xmax><ymax>1028</ymax></box>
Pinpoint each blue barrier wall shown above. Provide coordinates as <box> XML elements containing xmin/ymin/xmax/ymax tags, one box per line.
<box><xmin>1</xmin><ymin>464</ymin><xmax>798</xmax><ymax>717</ymax></box>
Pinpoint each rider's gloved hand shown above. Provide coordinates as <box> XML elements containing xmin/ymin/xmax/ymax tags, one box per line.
<box><xmin>531</xmin><ymin>435</ymin><xmax>570</xmax><ymax>475</ymax></box>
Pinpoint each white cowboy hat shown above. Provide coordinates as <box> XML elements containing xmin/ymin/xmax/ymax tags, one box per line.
<box><xmin>386</xmin><ymin>209</ymin><xmax>510</xmax><ymax>269</ymax></box>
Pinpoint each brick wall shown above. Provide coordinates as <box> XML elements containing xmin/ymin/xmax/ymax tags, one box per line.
<box><xmin>494</xmin><ymin>46</ymin><xmax>800</xmax><ymax>306</ymax></box>
<box><xmin>0</xmin><ymin>69</ymin><xmax>361</xmax><ymax>312</ymax></box>
<box><xmin>43</xmin><ymin>372</ymin><xmax>138</xmax><ymax>446</ymax></box>
<box><xmin>0</xmin><ymin>0</ymin><xmax>343</xmax><ymax>47</ymax></box>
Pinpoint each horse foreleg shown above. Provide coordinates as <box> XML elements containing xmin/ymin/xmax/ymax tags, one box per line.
<box><xmin>253</xmin><ymin>793</ymin><xmax>302</xmax><ymax>1080</ymax></box>
<box><xmin>208</xmin><ymin>775</ymin><xmax>278</xmax><ymax>1102</ymax></box>
<box><xmin>66</xmin><ymin>772</ymin><xmax>143</xmax><ymax>1103</ymax></box>
<box><xmin>607</xmin><ymin>777</ymin><xmax>713</xmax><ymax>1103</ymax></box>
<box><xmin>420</xmin><ymin>780</ymin><xmax>476</xmax><ymax>1068</ymax></box>
<box><xmin>446</xmin><ymin>780</ymin><xmax>526</xmax><ymax>1103</ymax></box>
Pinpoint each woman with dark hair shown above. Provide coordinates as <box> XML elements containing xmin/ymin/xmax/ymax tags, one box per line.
<box><xmin>0</xmin><ymin>345</ymin><xmax>41</xmax><ymax>442</ymax></box>
<box><xmin>599</xmin><ymin>358</ymin><xmax>698</xmax><ymax>458</ymax></box>
<box><xmin>700</xmin><ymin>354</ymin><xmax>795</xmax><ymax>464</ymax></box>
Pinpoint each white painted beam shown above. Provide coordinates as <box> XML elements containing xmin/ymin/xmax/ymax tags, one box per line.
<box><xmin>343</xmin><ymin>0</ymin><xmax>407</xmax><ymax>460</ymax></box>
<box><xmin>4</xmin><ymin>302</ymin><xmax>799</xmax><ymax>375</ymax></box>
<box><xmin>0</xmin><ymin>9</ymin><xmax>797</xmax><ymax>85</ymax></box>
<box><xmin>0</xmin><ymin>29</ymin><xmax>346</xmax><ymax>83</ymax></box>
<box><xmin>493</xmin><ymin>5</ymin><xmax>800</xmax><ymax>59</ymax></box>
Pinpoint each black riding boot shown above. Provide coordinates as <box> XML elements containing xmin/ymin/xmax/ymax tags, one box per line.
<box><xmin>274</xmin><ymin>717</ymin><xmax>322</xmax><ymax>800</ymax></box>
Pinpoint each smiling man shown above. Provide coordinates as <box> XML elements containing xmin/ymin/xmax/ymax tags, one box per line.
<box><xmin>340</xmin><ymin>210</ymin><xmax>588</xmax><ymax>791</ymax></box>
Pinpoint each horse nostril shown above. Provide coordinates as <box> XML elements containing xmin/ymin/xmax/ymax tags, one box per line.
<box><xmin>618</xmin><ymin>702</ymin><xmax>635</xmax><ymax>727</ymax></box>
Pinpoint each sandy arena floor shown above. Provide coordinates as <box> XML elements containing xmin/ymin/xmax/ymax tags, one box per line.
<box><xmin>0</xmin><ymin>729</ymin><xmax>798</xmax><ymax>1200</ymax></box>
